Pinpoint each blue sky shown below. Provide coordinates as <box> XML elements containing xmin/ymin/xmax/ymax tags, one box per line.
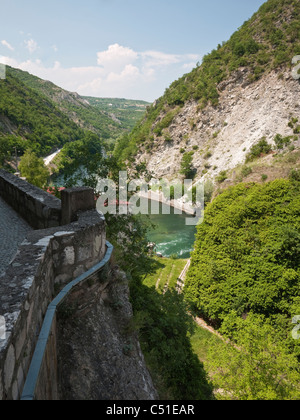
<box><xmin>0</xmin><ymin>0</ymin><xmax>266</xmax><ymax>101</ymax></box>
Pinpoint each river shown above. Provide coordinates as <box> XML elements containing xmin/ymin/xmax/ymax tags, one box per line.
<box><xmin>51</xmin><ymin>170</ymin><xmax>197</xmax><ymax>258</ymax></box>
<box><xmin>143</xmin><ymin>200</ymin><xmax>197</xmax><ymax>259</ymax></box>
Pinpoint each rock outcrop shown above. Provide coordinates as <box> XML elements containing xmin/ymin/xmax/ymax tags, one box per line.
<box><xmin>134</xmin><ymin>68</ymin><xmax>300</xmax><ymax>182</ymax></box>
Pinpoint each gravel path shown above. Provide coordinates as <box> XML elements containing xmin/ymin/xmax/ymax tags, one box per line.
<box><xmin>0</xmin><ymin>197</ymin><xmax>32</xmax><ymax>275</ymax></box>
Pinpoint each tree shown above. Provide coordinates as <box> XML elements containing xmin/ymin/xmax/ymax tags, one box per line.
<box><xmin>206</xmin><ymin>313</ymin><xmax>300</xmax><ymax>400</ymax></box>
<box><xmin>55</xmin><ymin>132</ymin><xmax>108</xmax><ymax>189</ymax></box>
<box><xmin>180</xmin><ymin>152</ymin><xmax>195</xmax><ymax>179</ymax></box>
<box><xmin>19</xmin><ymin>149</ymin><xmax>49</xmax><ymax>188</ymax></box>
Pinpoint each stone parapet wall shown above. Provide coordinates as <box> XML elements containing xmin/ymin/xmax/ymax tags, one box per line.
<box><xmin>0</xmin><ymin>169</ymin><xmax>61</xmax><ymax>229</ymax></box>
<box><xmin>0</xmin><ymin>210</ymin><xmax>106</xmax><ymax>400</ymax></box>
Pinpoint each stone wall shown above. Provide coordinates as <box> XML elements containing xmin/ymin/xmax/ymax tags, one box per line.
<box><xmin>0</xmin><ymin>209</ymin><xmax>106</xmax><ymax>400</ymax></box>
<box><xmin>0</xmin><ymin>169</ymin><xmax>61</xmax><ymax>229</ymax></box>
<box><xmin>0</xmin><ymin>172</ymin><xmax>157</xmax><ymax>400</ymax></box>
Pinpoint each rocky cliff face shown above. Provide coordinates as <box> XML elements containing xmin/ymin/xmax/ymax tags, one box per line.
<box><xmin>56</xmin><ymin>265</ymin><xmax>157</xmax><ymax>400</ymax></box>
<box><xmin>134</xmin><ymin>67</ymin><xmax>300</xmax><ymax>183</ymax></box>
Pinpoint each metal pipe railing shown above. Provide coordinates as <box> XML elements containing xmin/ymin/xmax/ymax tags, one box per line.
<box><xmin>21</xmin><ymin>241</ymin><xmax>114</xmax><ymax>400</ymax></box>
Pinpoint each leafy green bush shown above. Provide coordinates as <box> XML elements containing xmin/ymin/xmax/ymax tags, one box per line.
<box><xmin>274</xmin><ymin>134</ymin><xmax>292</xmax><ymax>150</ymax></box>
<box><xmin>240</xmin><ymin>166</ymin><xmax>253</xmax><ymax>178</ymax></box>
<box><xmin>19</xmin><ymin>149</ymin><xmax>50</xmax><ymax>188</ymax></box>
<box><xmin>185</xmin><ymin>178</ymin><xmax>300</xmax><ymax>328</ymax></box>
<box><xmin>184</xmin><ymin>179</ymin><xmax>300</xmax><ymax>399</ymax></box>
<box><xmin>245</xmin><ymin>137</ymin><xmax>272</xmax><ymax>162</ymax></box>
<box><xmin>289</xmin><ymin>168</ymin><xmax>300</xmax><ymax>182</ymax></box>
<box><xmin>206</xmin><ymin>313</ymin><xmax>300</xmax><ymax>400</ymax></box>
<box><xmin>216</xmin><ymin>170</ymin><xmax>227</xmax><ymax>183</ymax></box>
<box><xmin>204</xmin><ymin>151</ymin><xmax>212</xmax><ymax>159</ymax></box>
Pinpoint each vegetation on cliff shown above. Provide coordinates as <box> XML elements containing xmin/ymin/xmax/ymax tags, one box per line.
<box><xmin>114</xmin><ymin>0</ymin><xmax>300</xmax><ymax>164</ymax></box>
<box><xmin>184</xmin><ymin>177</ymin><xmax>300</xmax><ymax>399</ymax></box>
<box><xmin>186</xmin><ymin>178</ymin><xmax>300</xmax><ymax>323</ymax></box>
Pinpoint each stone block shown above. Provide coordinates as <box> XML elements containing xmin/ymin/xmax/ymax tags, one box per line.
<box><xmin>15</xmin><ymin>326</ymin><xmax>26</xmax><ymax>360</ymax></box>
<box><xmin>63</xmin><ymin>247</ymin><xmax>75</xmax><ymax>266</ymax></box>
<box><xmin>61</xmin><ymin>187</ymin><xmax>95</xmax><ymax>225</ymax></box>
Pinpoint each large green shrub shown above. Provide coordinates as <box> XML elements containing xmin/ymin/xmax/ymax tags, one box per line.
<box><xmin>185</xmin><ymin>179</ymin><xmax>300</xmax><ymax>323</ymax></box>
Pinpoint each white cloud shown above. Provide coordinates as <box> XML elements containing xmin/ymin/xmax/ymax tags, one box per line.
<box><xmin>1</xmin><ymin>43</ymin><xmax>201</xmax><ymax>101</ymax></box>
<box><xmin>0</xmin><ymin>55</ymin><xmax>18</xmax><ymax>67</ymax></box>
<box><xmin>141</xmin><ymin>50</ymin><xmax>181</xmax><ymax>67</ymax></box>
<box><xmin>97</xmin><ymin>43</ymin><xmax>138</xmax><ymax>71</ymax></box>
<box><xmin>24</xmin><ymin>39</ymin><xmax>38</xmax><ymax>54</ymax></box>
<box><xmin>107</xmin><ymin>64</ymin><xmax>140</xmax><ymax>82</ymax></box>
<box><xmin>1</xmin><ymin>40</ymin><xmax>14</xmax><ymax>51</ymax></box>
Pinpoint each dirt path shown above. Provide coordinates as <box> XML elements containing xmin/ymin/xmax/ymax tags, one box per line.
<box><xmin>174</xmin><ymin>258</ymin><xmax>226</xmax><ymax>340</ymax></box>
<box><xmin>194</xmin><ymin>316</ymin><xmax>224</xmax><ymax>340</ymax></box>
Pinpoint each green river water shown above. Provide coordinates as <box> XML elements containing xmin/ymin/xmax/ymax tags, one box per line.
<box><xmin>144</xmin><ymin>200</ymin><xmax>197</xmax><ymax>259</ymax></box>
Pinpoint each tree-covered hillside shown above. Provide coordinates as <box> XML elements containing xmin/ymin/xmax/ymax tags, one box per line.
<box><xmin>10</xmin><ymin>67</ymin><xmax>150</xmax><ymax>146</ymax></box>
<box><xmin>0</xmin><ymin>69</ymin><xmax>85</xmax><ymax>163</ymax></box>
<box><xmin>83</xmin><ymin>97</ymin><xmax>150</xmax><ymax>133</ymax></box>
<box><xmin>0</xmin><ymin>66</ymin><xmax>150</xmax><ymax>168</ymax></box>
<box><xmin>114</xmin><ymin>0</ymin><xmax>300</xmax><ymax>164</ymax></box>
<box><xmin>10</xmin><ymin>67</ymin><xmax>133</xmax><ymax>145</ymax></box>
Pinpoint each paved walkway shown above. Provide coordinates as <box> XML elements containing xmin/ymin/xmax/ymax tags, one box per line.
<box><xmin>0</xmin><ymin>197</ymin><xmax>32</xmax><ymax>275</ymax></box>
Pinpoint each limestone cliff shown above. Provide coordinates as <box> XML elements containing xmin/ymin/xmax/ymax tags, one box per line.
<box><xmin>134</xmin><ymin>68</ymin><xmax>300</xmax><ymax>182</ymax></box>
<box><xmin>115</xmin><ymin>0</ymin><xmax>300</xmax><ymax>185</ymax></box>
